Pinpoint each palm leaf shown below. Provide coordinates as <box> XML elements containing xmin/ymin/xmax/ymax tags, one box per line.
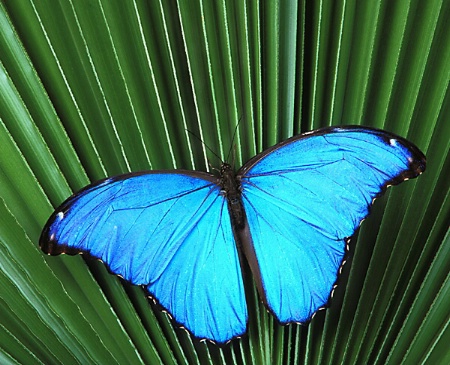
<box><xmin>0</xmin><ymin>1</ymin><xmax>448</xmax><ymax>364</ymax></box>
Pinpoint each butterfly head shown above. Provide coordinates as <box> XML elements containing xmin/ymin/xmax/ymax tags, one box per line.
<box><xmin>219</xmin><ymin>162</ymin><xmax>236</xmax><ymax>189</ymax></box>
<box><xmin>220</xmin><ymin>162</ymin><xmax>234</xmax><ymax>175</ymax></box>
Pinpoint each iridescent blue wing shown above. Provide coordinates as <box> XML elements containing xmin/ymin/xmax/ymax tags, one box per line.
<box><xmin>40</xmin><ymin>171</ymin><xmax>247</xmax><ymax>344</ymax></box>
<box><xmin>237</xmin><ymin>126</ymin><xmax>426</xmax><ymax>324</ymax></box>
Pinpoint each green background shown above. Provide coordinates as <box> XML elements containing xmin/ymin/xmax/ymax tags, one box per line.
<box><xmin>0</xmin><ymin>1</ymin><xmax>448</xmax><ymax>364</ymax></box>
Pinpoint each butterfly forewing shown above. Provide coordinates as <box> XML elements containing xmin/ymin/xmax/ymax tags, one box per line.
<box><xmin>237</xmin><ymin>127</ymin><xmax>425</xmax><ymax>323</ymax></box>
<box><xmin>41</xmin><ymin>171</ymin><xmax>248</xmax><ymax>344</ymax></box>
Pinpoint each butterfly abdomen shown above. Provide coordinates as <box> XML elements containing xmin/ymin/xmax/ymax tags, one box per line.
<box><xmin>220</xmin><ymin>163</ymin><xmax>246</xmax><ymax>229</ymax></box>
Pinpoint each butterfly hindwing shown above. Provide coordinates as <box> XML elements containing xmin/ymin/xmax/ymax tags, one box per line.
<box><xmin>41</xmin><ymin>171</ymin><xmax>247</xmax><ymax>344</ymax></box>
<box><xmin>237</xmin><ymin>126</ymin><xmax>425</xmax><ymax>324</ymax></box>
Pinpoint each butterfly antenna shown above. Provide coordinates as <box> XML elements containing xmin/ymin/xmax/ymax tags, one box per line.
<box><xmin>226</xmin><ymin>120</ymin><xmax>242</xmax><ymax>163</ymax></box>
<box><xmin>186</xmin><ymin>129</ymin><xmax>223</xmax><ymax>163</ymax></box>
<box><xmin>231</xmin><ymin>144</ymin><xmax>237</xmax><ymax>170</ymax></box>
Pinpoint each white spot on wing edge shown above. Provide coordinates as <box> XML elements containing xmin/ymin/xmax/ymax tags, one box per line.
<box><xmin>389</xmin><ymin>138</ymin><xmax>398</xmax><ymax>147</ymax></box>
<box><xmin>57</xmin><ymin>211</ymin><xmax>64</xmax><ymax>220</ymax></box>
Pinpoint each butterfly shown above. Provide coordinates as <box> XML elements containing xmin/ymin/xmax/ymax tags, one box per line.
<box><xmin>40</xmin><ymin>126</ymin><xmax>426</xmax><ymax>344</ymax></box>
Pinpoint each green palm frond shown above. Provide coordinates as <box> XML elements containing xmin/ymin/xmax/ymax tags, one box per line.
<box><xmin>0</xmin><ymin>1</ymin><xmax>448</xmax><ymax>364</ymax></box>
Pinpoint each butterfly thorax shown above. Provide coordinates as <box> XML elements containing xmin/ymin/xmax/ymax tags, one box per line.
<box><xmin>220</xmin><ymin>163</ymin><xmax>245</xmax><ymax>229</ymax></box>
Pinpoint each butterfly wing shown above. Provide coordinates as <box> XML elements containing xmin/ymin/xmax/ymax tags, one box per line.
<box><xmin>40</xmin><ymin>171</ymin><xmax>247</xmax><ymax>344</ymax></box>
<box><xmin>237</xmin><ymin>126</ymin><xmax>426</xmax><ymax>324</ymax></box>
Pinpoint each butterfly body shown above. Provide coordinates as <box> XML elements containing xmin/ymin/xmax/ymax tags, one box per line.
<box><xmin>219</xmin><ymin>162</ymin><xmax>246</xmax><ymax>229</ymax></box>
<box><xmin>41</xmin><ymin>126</ymin><xmax>426</xmax><ymax>344</ymax></box>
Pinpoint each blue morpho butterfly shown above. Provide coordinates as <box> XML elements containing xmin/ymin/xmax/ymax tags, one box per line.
<box><xmin>40</xmin><ymin>126</ymin><xmax>426</xmax><ymax>344</ymax></box>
